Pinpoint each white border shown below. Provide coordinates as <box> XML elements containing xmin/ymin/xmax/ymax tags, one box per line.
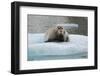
<box><xmin>20</xmin><ymin>6</ymin><xmax>95</xmax><ymax>70</ymax></box>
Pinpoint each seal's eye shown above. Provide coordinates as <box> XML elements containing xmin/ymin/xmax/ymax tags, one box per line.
<box><xmin>57</xmin><ymin>26</ymin><xmax>63</xmax><ymax>29</ymax></box>
<box><xmin>57</xmin><ymin>26</ymin><xmax>60</xmax><ymax>29</ymax></box>
<box><xmin>61</xmin><ymin>27</ymin><xmax>63</xmax><ymax>29</ymax></box>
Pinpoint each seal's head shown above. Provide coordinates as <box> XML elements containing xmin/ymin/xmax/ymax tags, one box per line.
<box><xmin>56</xmin><ymin>26</ymin><xmax>65</xmax><ymax>35</ymax></box>
<box><xmin>56</xmin><ymin>26</ymin><xmax>65</xmax><ymax>41</ymax></box>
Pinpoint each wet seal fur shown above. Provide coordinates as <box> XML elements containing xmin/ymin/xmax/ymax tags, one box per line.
<box><xmin>45</xmin><ymin>26</ymin><xmax>69</xmax><ymax>42</ymax></box>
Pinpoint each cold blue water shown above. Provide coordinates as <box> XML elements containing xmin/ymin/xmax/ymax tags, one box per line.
<box><xmin>28</xmin><ymin>51</ymin><xmax>87</xmax><ymax>61</ymax></box>
<box><xmin>27</xmin><ymin>33</ymin><xmax>88</xmax><ymax>61</ymax></box>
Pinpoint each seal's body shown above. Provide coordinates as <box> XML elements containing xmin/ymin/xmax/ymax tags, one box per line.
<box><xmin>45</xmin><ymin>26</ymin><xmax>69</xmax><ymax>42</ymax></box>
